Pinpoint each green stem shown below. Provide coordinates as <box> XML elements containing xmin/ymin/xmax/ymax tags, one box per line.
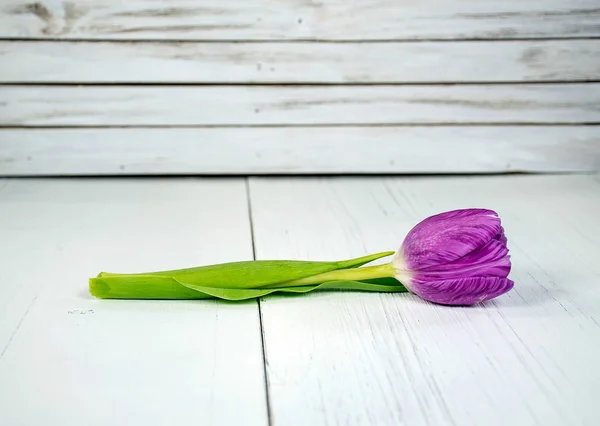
<box><xmin>89</xmin><ymin>274</ymin><xmax>209</xmax><ymax>299</ymax></box>
<box><xmin>261</xmin><ymin>262</ymin><xmax>396</xmax><ymax>288</ymax></box>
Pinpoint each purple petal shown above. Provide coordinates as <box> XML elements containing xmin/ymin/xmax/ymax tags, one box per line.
<box><xmin>401</xmin><ymin>209</ymin><xmax>503</xmax><ymax>270</ymax></box>
<box><xmin>408</xmin><ymin>276</ymin><xmax>514</xmax><ymax>306</ymax></box>
<box><xmin>496</xmin><ymin>226</ymin><xmax>508</xmax><ymax>245</ymax></box>
<box><xmin>417</xmin><ymin>239</ymin><xmax>511</xmax><ymax>279</ymax></box>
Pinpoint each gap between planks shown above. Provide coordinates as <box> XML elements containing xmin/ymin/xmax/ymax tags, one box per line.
<box><xmin>3</xmin><ymin>37</ymin><xmax>600</xmax><ymax>43</ymax></box>
<box><xmin>245</xmin><ymin>178</ymin><xmax>273</xmax><ymax>426</ymax></box>
<box><xmin>2</xmin><ymin>123</ymin><xmax>600</xmax><ymax>128</ymax></box>
<box><xmin>2</xmin><ymin>82</ymin><xmax>600</xmax><ymax>86</ymax></box>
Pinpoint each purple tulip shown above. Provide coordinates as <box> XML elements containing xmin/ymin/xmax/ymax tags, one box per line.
<box><xmin>89</xmin><ymin>207</ymin><xmax>513</xmax><ymax>305</ymax></box>
<box><xmin>392</xmin><ymin>209</ymin><xmax>513</xmax><ymax>305</ymax></box>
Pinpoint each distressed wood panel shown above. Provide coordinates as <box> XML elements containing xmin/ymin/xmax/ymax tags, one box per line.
<box><xmin>1</xmin><ymin>0</ymin><xmax>599</xmax><ymax>40</ymax></box>
<box><xmin>0</xmin><ymin>178</ymin><xmax>267</xmax><ymax>426</ymax></box>
<box><xmin>2</xmin><ymin>40</ymin><xmax>599</xmax><ymax>83</ymax></box>
<box><xmin>249</xmin><ymin>174</ymin><xmax>600</xmax><ymax>426</ymax></box>
<box><xmin>1</xmin><ymin>84</ymin><xmax>598</xmax><ymax>126</ymax></box>
<box><xmin>0</xmin><ymin>126</ymin><xmax>598</xmax><ymax>175</ymax></box>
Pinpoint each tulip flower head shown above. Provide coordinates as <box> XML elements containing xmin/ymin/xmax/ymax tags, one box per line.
<box><xmin>392</xmin><ymin>209</ymin><xmax>513</xmax><ymax>305</ymax></box>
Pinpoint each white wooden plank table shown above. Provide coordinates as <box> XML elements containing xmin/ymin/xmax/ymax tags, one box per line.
<box><xmin>0</xmin><ymin>178</ymin><xmax>267</xmax><ymax>426</ymax></box>
<box><xmin>249</xmin><ymin>174</ymin><xmax>600</xmax><ymax>426</ymax></box>
<box><xmin>0</xmin><ymin>174</ymin><xmax>599</xmax><ymax>426</ymax></box>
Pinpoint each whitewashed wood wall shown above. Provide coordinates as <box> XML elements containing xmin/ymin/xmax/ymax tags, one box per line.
<box><xmin>0</xmin><ymin>0</ymin><xmax>599</xmax><ymax>175</ymax></box>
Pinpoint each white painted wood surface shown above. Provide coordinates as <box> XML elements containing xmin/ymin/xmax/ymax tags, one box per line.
<box><xmin>2</xmin><ymin>84</ymin><xmax>598</xmax><ymax>126</ymax></box>
<box><xmin>1</xmin><ymin>0</ymin><xmax>599</xmax><ymax>40</ymax></box>
<box><xmin>1</xmin><ymin>126</ymin><xmax>599</xmax><ymax>175</ymax></box>
<box><xmin>1</xmin><ymin>175</ymin><xmax>599</xmax><ymax>425</ymax></box>
<box><xmin>0</xmin><ymin>178</ymin><xmax>267</xmax><ymax>426</ymax></box>
<box><xmin>249</xmin><ymin>174</ymin><xmax>600</xmax><ymax>426</ymax></box>
<box><xmin>1</xmin><ymin>1</ymin><xmax>598</xmax><ymax>175</ymax></box>
<box><xmin>2</xmin><ymin>39</ymin><xmax>599</xmax><ymax>83</ymax></box>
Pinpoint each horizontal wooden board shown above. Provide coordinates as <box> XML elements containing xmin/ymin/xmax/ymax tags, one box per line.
<box><xmin>1</xmin><ymin>40</ymin><xmax>599</xmax><ymax>83</ymax></box>
<box><xmin>1</xmin><ymin>84</ymin><xmax>598</xmax><ymax>126</ymax></box>
<box><xmin>2</xmin><ymin>0</ymin><xmax>599</xmax><ymax>40</ymax></box>
<box><xmin>1</xmin><ymin>127</ymin><xmax>598</xmax><ymax>175</ymax></box>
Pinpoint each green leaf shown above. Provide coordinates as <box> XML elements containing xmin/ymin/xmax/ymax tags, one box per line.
<box><xmin>179</xmin><ymin>279</ymin><xmax>408</xmax><ymax>300</ymax></box>
<box><xmin>89</xmin><ymin>272</ymin><xmax>406</xmax><ymax>301</ymax></box>
<box><xmin>90</xmin><ymin>275</ymin><xmax>407</xmax><ymax>301</ymax></box>
<box><xmin>90</xmin><ymin>274</ymin><xmax>407</xmax><ymax>301</ymax></box>
<box><xmin>89</xmin><ymin>251</ymin><xmax>396</xmax><ymax>299</ymax></box>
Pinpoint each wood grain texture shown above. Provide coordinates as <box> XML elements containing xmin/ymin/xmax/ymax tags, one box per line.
<box><xmin>2</xmin><ymin>84</ymin><xmax>599</xmax><ymax>126</ymax></box>
<box><xmin>1</xmin><ymin>126</ymin><xmax>599</xmax><ymax>175</ymax></box>
<box><xmin>2</xmin><ymin>39</ymin><xmax>599</xmax><ymax>83</ymax></box>
<box><xmin>0</xmin><ymin>178</ymin><xmax>267</xmax><ymax>426</ymax></box>
<box><xmin>249</xmin><ymin>174</ymin><xmax>600</xmax><ymax>426</ymax></box>
<box><xmin>1</xmin><ymin>0</ymin><xmax>599</xmax><ymax>40</ymax></box>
